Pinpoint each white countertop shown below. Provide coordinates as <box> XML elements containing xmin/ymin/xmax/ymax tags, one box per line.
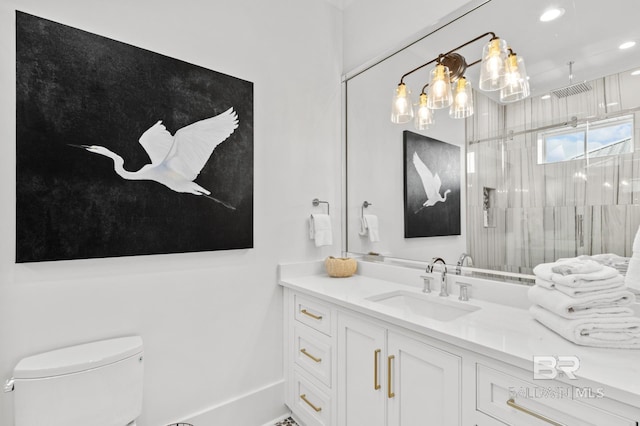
<box><xmin>278</xmin><ymin>260</ymin><xmax>640</xmax><ymax>408</ymax></box>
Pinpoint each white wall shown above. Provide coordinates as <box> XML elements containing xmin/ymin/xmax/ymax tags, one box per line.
<box><xmin>342</xmin><ymin>0</ymin><xmax>480</xmax><ymax>73</ymax></box>
<box><xmin>0</xmin><ymin>0</ymin><xmax>342</xmax><ymax>425</ymax></box>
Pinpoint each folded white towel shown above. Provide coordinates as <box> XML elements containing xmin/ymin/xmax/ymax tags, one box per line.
<box><xmin>528</xmin><ymin>285</ymin><xmax>635</xmax><ymax>319</ymax></box>
<box><xmin>533</xmin><ymin>261</ymin><xmax>619</xmax><ymax>286</ymax></box>
<box><xmin>309</xmin><ymin>214</ymin><xmax>332</xmax><ymax>247</ymax></box>
<box><xmin>551</xmin><ymin>259</ymin><xmax>602</xmax><ymax>275</ymax></box>
<box><xmin>359</xmin><ymin>214</ymin><xmax>380</xmax><ymax>242</ymax></box>
<box><xmin>535</xmin><ymin>276</ymin><xmax>626</xmax><ymax>298</ymax></box>
<box><xmin>625</xmin><ymin>252</ymin><xmax>640</xmax><ymax>293</ymax></box>
<box><xmin>530</xmin><ymin>304</ymin><xmax>640</xmax><ymax>348</ymax></box>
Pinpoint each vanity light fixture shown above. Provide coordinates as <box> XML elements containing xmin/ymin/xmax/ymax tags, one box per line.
<box><xmin>450</xmin><ymin>76</ymin><xmax>474</xmax><ymax>118</ymax></box>
<box><xmin>390</xmin><ymin>32</ymin><xmax>529</xmax><ymax>129</ymax></box>
<box><xmin>415</xmin><ymin>88</ymin><xmax>434</xmax><ymax>130</ymax></box>
<box><xmin>500</xmin><ymin>49</ymin><xmax>530</xmax><ymax>103</ymax></box>
<box><xmin>390</xmin><ymin>83</ymin><xmax>414</xmax><ymax>124</ymax></box>
<box><xmin>539</xmin><ymin>8</ymin><xmax>565</xmax><ymax>22</ymax></box>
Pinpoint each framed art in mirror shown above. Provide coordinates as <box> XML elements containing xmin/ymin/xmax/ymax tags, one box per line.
<box><xmin>403</xmin><ymin>131</ymin><xmax>461</xmax><ymax>238</ymax></box>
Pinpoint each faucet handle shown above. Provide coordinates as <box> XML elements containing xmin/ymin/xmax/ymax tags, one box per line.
<box><xmin>456</xmin><ymin>282</ymin><xmax>471</xmax><ymax>301</ymax></box>
<box><xmin>420</xmin><ymin>275</ymin><xmax>433</xmax><ymax>293</ymax></box>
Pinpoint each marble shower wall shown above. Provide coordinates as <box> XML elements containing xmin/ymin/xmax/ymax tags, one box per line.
<box><xmin>467</xmin><ymin>71</ymin><xmax>640</xmax><ymax>274</ymax></box>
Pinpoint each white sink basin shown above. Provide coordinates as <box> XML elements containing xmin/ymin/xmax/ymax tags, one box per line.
<box><xmin>367</xmin><ymin>290</ymin><xmax>480</xmax><ymax>321</ymax></box>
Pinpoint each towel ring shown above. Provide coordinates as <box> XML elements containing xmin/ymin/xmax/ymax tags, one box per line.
<box><xmin>312</xmin><ymin>198</ymin><xmax>330</xmax><ymax>215</ymax></box>
<box><xmin>361</xmin><ymin>201</ymin><xmax>372</xmax><ymax>218</ymax></box>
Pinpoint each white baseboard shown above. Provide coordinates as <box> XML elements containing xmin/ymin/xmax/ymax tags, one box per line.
<box><xmin>178</xmin><ymin>380</ymin><xmax>287</xmax><ymax>426</ymax></box>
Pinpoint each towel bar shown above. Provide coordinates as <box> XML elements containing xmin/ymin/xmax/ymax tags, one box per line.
<box><xmin>312</xmin><ymin>198</ymin><xmax>330</xmax><ymax>215</ymax></box>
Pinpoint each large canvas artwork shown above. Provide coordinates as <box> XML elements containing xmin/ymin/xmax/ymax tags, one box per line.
<box><xmin>16</xmin><ymin>11</ymin><xmax>254</xmax><ymax>262</ymax></box>
<box><xmin>403</xmin><ymin>131</ymin><xmax>460</xmax><ymax>238</ymax></box>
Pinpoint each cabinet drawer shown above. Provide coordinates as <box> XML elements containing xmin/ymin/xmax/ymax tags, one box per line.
<box><xmin>476</xmin><ymin>363</ymin><xmax>635</xmax><ymax>426</ymax></box>
<box><xmin>293</xmin><ymin>367</ymin><xmax>332</xmax><ymax>426</ymax></box>
<box><xmin>294</xmin><ymin>294</ymin><xmax>332</xmax><ymax>336</ymax></box>
<box><xmin>294</xmin><ymin>323</ymin><xmax>332</xmax><ymax>387</ymax></box>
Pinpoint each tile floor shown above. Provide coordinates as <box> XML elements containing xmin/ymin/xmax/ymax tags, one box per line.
<box><xmin>274</xmin><ymin>417</ymin><xmax>299</xmax><ymax>426</ymax></box>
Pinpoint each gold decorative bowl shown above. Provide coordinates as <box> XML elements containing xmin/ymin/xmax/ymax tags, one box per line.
<box><xmin>325</xmin><ymin>256</ymin><xmax>357</xmax><ymax>278</ymax></box>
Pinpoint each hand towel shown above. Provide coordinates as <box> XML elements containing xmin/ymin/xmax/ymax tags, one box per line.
<box><xmin>530</xmin><ymin>304</ymin><xmax>640</xmax><ymax>348</ymax></box>
<box><xmin>533</xmin><ymin>261</ymin><xmax>619</xmax><ymax>286</ymax></box>
<box><xmin>625</xmin><ymin>252</ymin><xmax>640</xmax><ymax>293</ymax></box>
<box><xmin>359</xmin><ymin>214</ymin><xmax>380</xmax><ymax>242</ymax></box>
<box><xmin>528</xmin><ymin>285</ymin><xmax>635</xmax><ymax>319</ymax></box>
<box><xmin>309</xmin><ymin>214</ymin><xmax>332</xmax><ymax>247</ymax></box>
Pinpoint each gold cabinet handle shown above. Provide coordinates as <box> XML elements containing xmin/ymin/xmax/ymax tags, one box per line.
<box><xmin>387</xmin><ymin>355</ymin><xmax>395</xmax><ymax>398</ymax></box>
<box><xmin>506</xmin><ymin>399</ymin><xmax>565</xmax><ymax>426</ymax></box>
<box><xmin>301</xmin><ymin>309</ymin><xmax>322</xmax><ymax>320</ymax></box>
<box><xmin>374</xmin><ymin>349</ymin><xmax>381</xmax><ymax>390</ymax></box>
<box><xmin>300</xmin><ymin>394</ymin><xmax>322</xmax><ymax>412</ymax></box>
<box><xmin>300</xmin><ymin>348</ymin><xmax>322</xmax><ymax>363</ymax></box>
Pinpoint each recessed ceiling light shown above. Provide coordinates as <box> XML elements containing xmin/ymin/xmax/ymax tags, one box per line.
<box><xmin>619</xmin><ymin>41</ymin><xmax>636</xmax><ymax>50</ymax></box>
<box><xmin>632</xmin><ymin>69</ymin><xmax>640</xmax><ymax>76</ymax></box>
<box><xmin>540</xmin><ymin>8</ymin><xmax>565</xmax><ymax>22</ymax></box>
<box><xmin>541</xmin><ymin>94</ymin><xmax>551</xmax><ymax>100</ymax></box>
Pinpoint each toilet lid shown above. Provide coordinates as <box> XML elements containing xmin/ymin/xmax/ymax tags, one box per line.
<box><xmin>14</xmin><ymin>336</ymin><xmax>143</xmax><ymax>379</ymax></box>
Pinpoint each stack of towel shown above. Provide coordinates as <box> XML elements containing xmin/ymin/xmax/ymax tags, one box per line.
<box><xmin>625</xmin><ymin>224</ymin><xmax>640</xmax><ymax>294</ymax></box>
<box><xmin>529</xmin><ymin>258</ymin><xmax>640</xmax><ymax>349</ymax></box>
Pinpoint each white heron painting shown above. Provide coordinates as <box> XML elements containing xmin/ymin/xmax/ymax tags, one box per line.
<box><xmin>412</xmin><ymin>151</ymin><xmax>451</xmax><ymax>213</ymax></box>
<box><xmin>69</xmin><ymin>108</ymin><xmax>239</xmax><ymax>210</ymax></box>
<box><xmin>403</xmin><ymin>131</ymin><xmax>460</xmax><ymax>238</ymax></box>
<box><xmin>16</xmin><ymin>11</ymin><xmax>254</xmax><ymax>262</ymax></box>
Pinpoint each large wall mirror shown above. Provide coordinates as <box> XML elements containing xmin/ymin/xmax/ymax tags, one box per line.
<box><xmin>345</xmin><ymin>0</ymin><xmax>640</xmax><ymax>275</ymax></box>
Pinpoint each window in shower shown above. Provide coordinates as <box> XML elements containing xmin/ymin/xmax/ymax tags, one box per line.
<box><xmin>537</xmin><ymin>114</ymin><xmax>634</xmax><ymax>164</ymax></box>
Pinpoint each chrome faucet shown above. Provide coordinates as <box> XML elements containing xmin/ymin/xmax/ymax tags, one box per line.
<box><xmin>456</xmin><ymin>253</ymin><xmax>473</xmax><ymax>275</ymax></box>
<box><xmin>426</xmin><ymin>257</ymin><xmax>448</xmax><ymax>297</ymax></box>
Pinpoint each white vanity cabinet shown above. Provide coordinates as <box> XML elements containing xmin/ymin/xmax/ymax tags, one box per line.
<box><xmin>336</xmin><ymin>313</ymin><xmax>461</xmax><ymax>426</ymax></box>
<box><xmin>285</xmin><ymin>292</ymin><xmax>336</xmax><ymax>426</ymax></box>
<box><xmin>282</xmin><ymin>282</ymin><xmax>640</xmax><ymax>426</ymax></box>
<box><xmin>473</xmin><ymin>361</ymin><xmax>637</xmax><ymax>426</ymax></box>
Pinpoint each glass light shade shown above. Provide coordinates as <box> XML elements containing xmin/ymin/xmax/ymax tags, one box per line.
<box><xmin>390</xmin><ymin>83</ymin><xmax>414</xmax><ymax>123</ymax></box>
<box><xmin>414</xmin><ymin>93</ymin><xmax>434</xmax><ymax>130</ymax></box>
<box><xmin>500</xmin><ymin>54</ymin><xmax>530</xmax><ymax>103</ymax></box>
<box><xmin>427</xmin><ymin>64</ymin><xmax>453</xmax><ymax>109</ymax></box>
<box><xmin>449</xmin><ymin>77</ymin><xmax>474</xmax><ymax>119</ymax></box>
<box><xmin>479</xmin><ymin>38</ymin><xmax>508</xmax><ymax>91</ymax></box>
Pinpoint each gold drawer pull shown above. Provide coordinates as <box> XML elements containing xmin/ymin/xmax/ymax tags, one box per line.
<box><xmin>506</xmin><ymin>399</ymin><xmax>565</xmax><ymax>426</ymax></box>
<box><xmin>300</xmin><ymin>394</ymin><xmax>322</xmax><ymax>412</ymax></box>
<box><xmin>374</xmin><ymin>349</ymin><xmax>381</xmax><ymax>390</ymax></box>
<box><xmin>300</xmin><ymin>348</ymin><xmax>322</xmax><ymax>363</ymax></box>
<box><xmin>301</xmin><ymin>309</ymin><xmax>322</xmax><ymax>320</ymax></box>
<box><xmin>387</xmin><ymin>355</ymin><xmax>395</xmax><ymax>398</ymax></box>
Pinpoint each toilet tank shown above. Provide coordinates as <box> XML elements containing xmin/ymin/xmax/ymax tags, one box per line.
<box><xmin>12</xmin><ymin>336</ymin><xmax>144</xmax><ymax>426</ymax></box>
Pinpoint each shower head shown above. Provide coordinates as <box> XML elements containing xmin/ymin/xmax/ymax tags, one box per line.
<box><xmin>551</xmin><ymin>61</ymin><xmax>592</xmax><ymax>98</ymax></box>
<box><xmin>551</xmin><ymin>81</ymin><xmax>592</xmax><ymax>98</ymax></box>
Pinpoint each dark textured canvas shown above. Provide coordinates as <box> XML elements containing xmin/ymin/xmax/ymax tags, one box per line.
<box><xmin>403</xmin><ymin>131</ymin><xmax>461</xmax><ymax>238</ymax></box>
<box><xmin>16</xmin><ymin>11</ymin><xmax>254</xmax><ymax>262</ymax></box>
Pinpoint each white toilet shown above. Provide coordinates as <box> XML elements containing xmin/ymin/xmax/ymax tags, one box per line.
<box><xmin>7</xmin><ymin>336</ymin><xmax>144</xmax><ymax>426</ymax></box>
